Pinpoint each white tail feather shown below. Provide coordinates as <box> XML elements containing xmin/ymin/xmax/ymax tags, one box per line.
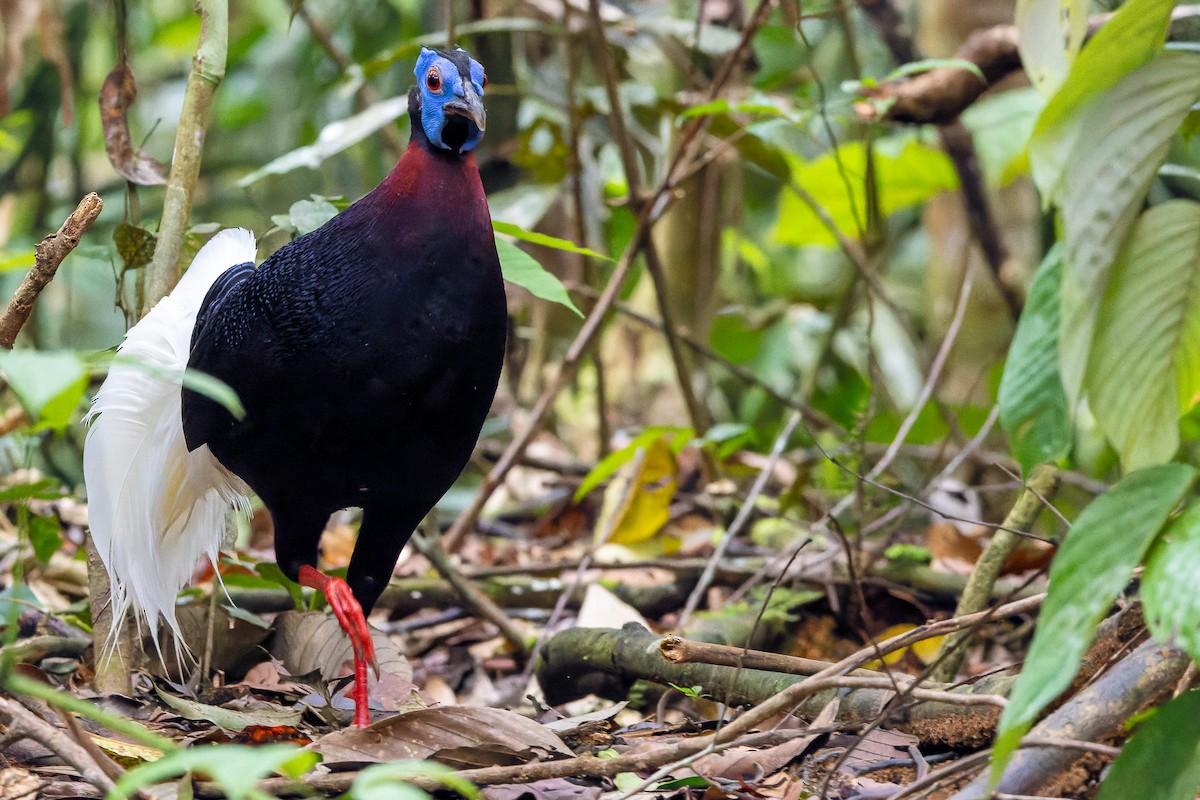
<box><xmin>84</xmin><ymin>229</ymin><xmax>256</xmax><ymax>657</ymax></box>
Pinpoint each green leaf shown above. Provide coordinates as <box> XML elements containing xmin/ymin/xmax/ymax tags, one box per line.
<box><xmin>238</xmin><ymin>95</ymin><xmax>409</xmax><ymax>186</ymax></box>
<box><xmin>0</xmin><ymin>349</ymin><xmax>88</xmax><ymax>430</ymax></box>
<box><xmin>883</xmin><ymin>58</ymin><xmax>985</xmax><ymax>84</ymax></box>
<box><xmin>27</xmin><ymin>514</ymin><xmax>61</xmax><ymax>565</ymax></box>
<box><xmin>574</xmin><ymin>427</ymin><xmax>693</xmax><ymax>503</ymax></box>
<box><xmin>1096</xmin><ymin>690</ymin><xmax>1200</xmax><ymax>800</ymax></box>
<box><xmin>351</xmin><ymin>759</ymin><xmax>479</xmax><ymax>800</ymax></box>
<box><xmin>113</xmin><ymin>224</ymin><xmax>157</xmax><ymax>273</ymax></box>
<box><xmin>281</xmin><ymin>196</ymin><xmax>339</xmax><ymax>236</ymax></box>
<box><xmin>0</xmin><ymin>583</ymin><xmax>41</xmax><ymax>618</ymax></box>
<box><xmin>255</xmin><ymin>562</ymin><xmax>304</xmax><ymax>610</ymax></box>
<box><xmin>1144</xmin><ymin>499</ymin><xmax>1200</xmax><ymax>664</ymax></box>
<box><xmin>960</xmin><ymin>87</ymin><xmax>1045</xmax><ymax>188</ymax></box>
<box><xmin>1086</xmin><ymin>200</ymin><xmax>1200</xmax><ymax>469</ymax></box>
<box><xmin>0</xmin><ymin>249</ymin><xmax>35</xmax><ymax>272</ymax></box>
<box><xmin>494</xmin><ymin>237</ymin><xmax>583</xmax><ymax>317</ymax></box>
<box><xmin>110</xmin><ymin>743</ymin><xmax>317</xmax><ymax>800</ymax></box>
<box><xmin>154</xmin><ymin>685</ymin><xmax>302</xmax><ymax>730</ymax></box>
<box><xmin>0</xmin><ymin>479</ymin><xmax>62</xmax><ymax>502</ymax></box>
<box><xmin>1035</xmin><ymin>53</ymin><xmax>1200</xmax><ymax>403</ymax></box>
<box><xmin>992</xmin><ymin>463</ymin><xmax>1197</xmax><ymax>785</ymax></box>
<box><xmin>774</xmin><ymin>137</ymin><xmax>958</xmax><ymax>247</ymax></box>
<box><xmin>1034</xmin><ymin>0</ymin><xmax>1175</xmax><ymax>137</ymax></box>
<box><xmin>1015</xmin><ymin>0</ymin><xmax>1088</xmax><ymax>97</ymax></box>
<box><xmin>492</xmin><ymin>220</ymin><xmax>610</xmax><ymax>261</ymax></box>
<box><xmin>999</xmin><ymin>246</ymin><xmax>1071</xmax><ymax>474</ymax></box>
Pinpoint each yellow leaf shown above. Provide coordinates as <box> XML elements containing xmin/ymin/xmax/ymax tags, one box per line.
<box><xmin>593</xmin><ymin>436</ymin><xmax>678</xmax><ymax>546</ymax></box>
<box><xmin>89</xmin><ymin>732</ymin><xmax>163</xmax><ymax>767</ymax></box>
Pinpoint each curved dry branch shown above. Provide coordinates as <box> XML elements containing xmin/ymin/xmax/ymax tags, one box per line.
<box><xmin>0</xmin><ymin>192</ymin><xmax>103</xmax><ymax>349</ymax></box>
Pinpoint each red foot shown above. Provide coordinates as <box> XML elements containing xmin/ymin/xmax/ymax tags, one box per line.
<box><xmin>298</xmin><ymin>565</ymin><xmax>378</xmax><ymax>728</ymax></box>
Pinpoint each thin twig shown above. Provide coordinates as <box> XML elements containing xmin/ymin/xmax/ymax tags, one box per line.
<box><xmin>678</xmin><ymin>409</ymin><xmax>802</xmax><ymax>626</ymax></box>
<box><xmin>0</xmin><ymin>193</ymin><xmax>103</xmax><ymax>349</ymax></box>
<box><xmin>410</xmin><ymin>531</ymin><xmax>531</xmax><ymax>655</ymax></box>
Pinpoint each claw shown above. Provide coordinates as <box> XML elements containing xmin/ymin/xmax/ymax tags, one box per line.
<box><xmin>297</xmin><ymin>564</ymin><xmax>377</xmax><ymax>727</ymax></box>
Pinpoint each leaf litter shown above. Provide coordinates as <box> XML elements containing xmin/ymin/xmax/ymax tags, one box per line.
<box><xmin>0</xmin><ymin>436</ymin><xmax>1134</xmax><ymax>800</ymax></box>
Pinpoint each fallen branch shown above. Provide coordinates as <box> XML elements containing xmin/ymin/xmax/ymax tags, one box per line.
<box><xmin>948</xmin><ymin>640</ymin><xmax>1188</xmax><ymax>799</ymax></box>
<box><xmin>0</xmin><ymin>695</ymin><xmax>116</xmax><ymax>795</ymax></box>
<box><xmin>0</xmin><ymin>193</ymin><xmax>103</xmax><ymax>349</ymax></box>
<box><xmin>536</xmin><ymin>622</ymin><xmax>1013</xmax><ymax>746</ymax></box>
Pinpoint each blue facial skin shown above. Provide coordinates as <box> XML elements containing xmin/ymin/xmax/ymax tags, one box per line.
<box><xmin>414</xmin><ymin>47</ymin><xmax>487</xmax><ymax>153</ymax></box>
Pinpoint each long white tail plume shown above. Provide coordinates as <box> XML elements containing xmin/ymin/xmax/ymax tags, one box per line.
<box><xmin>84</xmin><ymin>229</ymin><xmax>256</xmax><ymax>656</ymax></box>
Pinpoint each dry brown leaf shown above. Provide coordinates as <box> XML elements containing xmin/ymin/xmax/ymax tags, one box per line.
<box><xmin>156</xmin><ymin>603</ymin><xmax>271</xmax><ymax>679</ymax></box>
<box><xmin>0</xmin><ymin>766</ymin><xmax>41</xmax><ymax>800</ymax></box>
<box><xmin>270</xmin><ymin>610</ymin><xmax>409</xmax><ymax>682</ymax></box>
<box><xmin>312</xmin><ymin>705</ymin><xmax>573</xmax><ymax>768</ymax></box>
<box><xmin>832</xmin><ymin>728</ymin><xmax>919</xmax><ymax>775</ymax></box>
<box><xmin>99</xmin><ymin>62</ymin><xmax>168</xmax><ymax>185</ymax></box>
<box><xmin>693</xmin><ymin>699</ymin><xmax>838</xmax><ymax>784</ymax></box>
<box><xmin>482</xmin><ymin>778</ymin><xmax>603</xmax><ymax>800</ymax></box>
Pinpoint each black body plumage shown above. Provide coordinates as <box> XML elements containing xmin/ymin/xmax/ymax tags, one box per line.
<box><xmin>181</xmin><ymin>77</ymin><xmax>506</xmax><ymax>616</ymax></box>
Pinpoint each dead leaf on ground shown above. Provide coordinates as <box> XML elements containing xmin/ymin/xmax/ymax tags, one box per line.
<box><xmin>99</xmin><ymin>62</ymin><xmax>168</xmax><ymax>185</ymax></box>
<box><xmin>270</xmin><ymin>610</ymin><xmax>409</xmax><ymax>682</ymax></box>
<box><xmin>154</xmin><ymin>602</ymin><xmax>271</xmax><ymax>680</ymax></box>
<box><xmin>482</xmin><ymin>778</ymin><xmax>604</xmax><ymax>800</ymax></box>
<box><xmin>830</xmin><ymin>728</ymin><xmax>919</xmax><ymax>775</ymax></box>
<box><xmin>312</xmin><ymin>705</ymin><xmax>573</xmax><ymax>768</ymax></box>
<box><xmin>153</xmin><ymin>684</ymin><xmax>302</xmax><ymax>730</ymax></box>
<box><xmin>0</xmin><ymin>766</ymin><xmax>41</xmax><ymax>800</ymax></box>
<box><xmin>692</xmin><ymin>698</ymin><xmax>838</xmax><ymax>783</ymax></box>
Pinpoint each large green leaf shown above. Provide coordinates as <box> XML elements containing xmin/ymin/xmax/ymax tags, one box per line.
<box><xmin>1015</xmin><ymin>0</ymin><xmax>1088</xmax><ymax>98</ymax></box>
<box><xmin>492</xmin><ymin>220</ymin><xmax>611</xmax><ymax>261</ymax></box>
<box><xmin>1086</xmin><ymin>200</ymin><xmax>1200</xmax><ymax>469</ymax></box>
<box><xmin>1033</xmin><ymin>0</ymin><xmax>1176</xmax><ymax>142</ymax></box>
<box><xmin>494</xmin><ymin>237</ymin><xmax>583</xmax><ymax>317</ymax></box>
<box><xmin>1144</xmin><ymin>499</ymin><xmax>1200</xmax><ymax>665</ymax></box>
<box><xmin>773</xmin><ymin>137</ymin><xmax>958</xmax><ymax>247</ymax></box>
<box><xmin>1096</xmin><ymin>690</ymin><xmax>1200</xmax><ymax>800</ymax></box>
<box><xmin>991</xmin><ymin>463</ymin><xmax>1197</xmax><ymax>785</ymax></box>
<box><xmin>960</xmin><ymin>87</ymin><xmax>1045</xmax><ymax>188</ymax></box>
<box><xmin>1036</xmin><ymin>53</ymin><xmax>1200</xmax><ymax>404</ymax></box>
<box><xmin>998</xmin><ymin>245</ymin><xmax>1070</xmax><ymax>474</ymax></box>
<box><xmin>110</xmin><ymin>743</ymin><xmax>317</xmax><ymax>800</ymax></box>
<box><xmin>0</xmin><ymin>349</ymin><xmax>88</xmax><ymax>431</ymax></box>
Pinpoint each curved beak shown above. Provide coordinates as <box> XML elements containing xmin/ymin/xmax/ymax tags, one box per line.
<box><xmin>444</xmin><ymin>83</ymin><xmax>486</xmax><ymax>133</ymax></box>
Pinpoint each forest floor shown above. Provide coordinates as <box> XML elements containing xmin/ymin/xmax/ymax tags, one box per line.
<box><xmin>0</xmin><ymin>446</ymin><xmax>1162</xmax><ymax>800</ymax></box>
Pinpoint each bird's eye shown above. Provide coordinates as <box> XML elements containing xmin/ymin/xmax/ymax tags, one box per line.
<box><xmin>426</xmin><ymin>68</ymin><xmax>442</xmax><ymax>92</ymax></box>
<box><xmin>481</xmin><ymin>74</ymin><xmax>488</xmax><ymax>90</ymax></box>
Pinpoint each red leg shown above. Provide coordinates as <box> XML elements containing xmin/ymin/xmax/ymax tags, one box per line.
<box><xmin>297</xmin><ymin>564</ymin><xmax>378</xmax><ymax>728</ymax></box>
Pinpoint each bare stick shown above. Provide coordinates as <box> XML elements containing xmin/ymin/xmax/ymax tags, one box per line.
<box><xmin>409</xmin><ymin>530</ymin><xmax>531</xmax><ymax>655</ymax></box>
<box><xmin>0</xmin><ymin>193</ymin><xmax>103</xmax><ymax>349</ymax></box>
<box><xmin>0</xmin><ymin>695</ymin><xmax>116</xmax><ymax>795</ymax></box>
<box><xmin>144</xmin><ymin>0</ymin><xmax>228</xmax><ymax>309</ymax></box>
